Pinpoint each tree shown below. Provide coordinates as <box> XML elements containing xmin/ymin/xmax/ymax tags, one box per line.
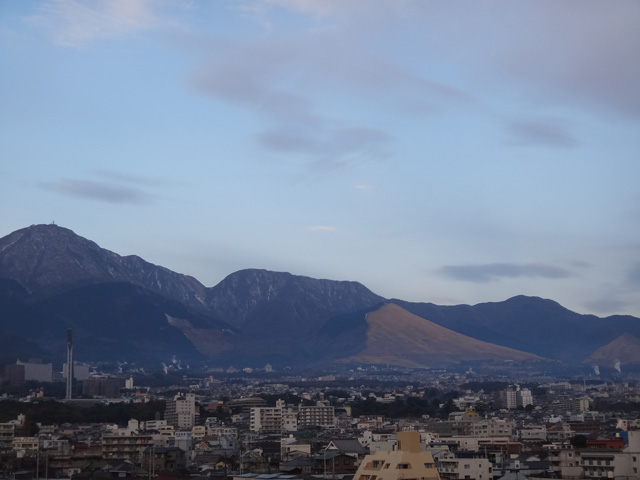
<box><xmin>569</xmin><ymin>434</ymin><xmax>587</xmax><ymax>449</ymax></box>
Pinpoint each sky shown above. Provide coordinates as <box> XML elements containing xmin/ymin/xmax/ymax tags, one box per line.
<box><xmin>1</xmin><ymin>0</ymin><xmax>639</xmax><ymax>317</ymax></box>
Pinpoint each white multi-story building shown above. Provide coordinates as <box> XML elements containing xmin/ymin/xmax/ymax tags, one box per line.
<box><xmin>165</xmin><ymin>393</ymin><xmax>197</xmax><ymax>430</ymax></box>
<box><xmin>298</xmin><ymin>403</ymin><xmax>335</xmax><ymax>428</ymax></box>
<box><xmin>282</xmin><ymin>411</ymin><xmax>298</xmax><ymax>432</ymax></box>
<box><xmin>435</xmin><ymin>450</ymin><xmax>493</xmax><ymax>480</ymax></box>
<box><xmin>250</xmin><ymin>407</ymin><xmax>283</xmax><ymax>434</ymax></box>
<box><xmin>543</xmin><ymin>442</ymin><xmax>582</xmax><ymax>479</ymax></box>
<box><xmin>142</xmin><ymin>419</ymin><xmax>167</xmax><ymax>431</ymax></box>
<box><xmin>495</xmin><ymin>388</ymin><xmax>517</xmax><ymax>409</ymax></box>
<box><xmin>13</xmin><ymin>437</ymin><xmax>39</xmax><ymax>452</ymax></box>
<box><xmin>576</xmin><ymin>430</ymin><xmax>640</xmax><ymax>480</ymax></box>
<box><xmin>175</xmin><ymin>431</ymin><xmax>193</xmax><ymax>452</ymax></box>
<box><xmin>471</xmin><ymin>419</ymin><xmax>513</xmax><ymax>439</ymax></box>
<box><xmin>192</xmin><ymin>425</ymin><xmax>207</xmax><ymax>440</ymax></box>
<box><xmin>519</xmin><ymin>426</ymin><xmax>547</xmax><ymax>442</ymax></box>
<box><xmin>516</xmin><ymin>388</ymin><xmax>533</xmax><ymax>408</ymax></box>
<box><xmin>208</xmin><ymin>424</ymin><xmax>238</xmax><ymax>439</ymax></box>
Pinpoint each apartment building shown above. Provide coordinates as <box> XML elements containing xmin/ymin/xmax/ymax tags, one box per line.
<box><xmin>12</xmin><ymin>437</ymin><xmax>39</xmax><ymax>452</ymax></box>
<box><xmin>435</xmin><ymin>451</ymin><xmax>493</xmax><ymax>480</ymax></box>
<box><xmin>165</xmin><ymin>393</ymin><xmax>197</xmax><ymax>430</ymax></box>
<box><xmin>102</xmin><ymin>433</ymin><xmax>154</xmax><ymax>460</ymax></box>
<box><xmin>543</xmin><ymin>443</ymin><xmax>582</xmax><ymax>479</ymax></box>
<box><xmin>0</xmin><ymin>423</ymin><xmax>15</xmax><ymax>446</ymax></box>
<box><xmin>353</xmin><ymin>431</ymin><xmax>441</xmax><ymax>480</ymax></box>
<box><xmin>578</xmin><ymin>430</ymin><xmax>640</xmax><ymax>479</ymax></box>
<box><xmin>298</xmin><ymin>403</ymin><xmax>335</xmax><ymax>429</ymax></box>
<box><xmin>250</xmin><ymin>407</ymin><xmax>283</xmax><ymax>434</ymax></box>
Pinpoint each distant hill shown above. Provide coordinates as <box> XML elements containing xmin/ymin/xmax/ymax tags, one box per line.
<box><xmin>584</xmin><ymin>333</ymin><xmax>640</xmax><ymax>367</ymax></box>
<box><xmin>1</xmin><ymin>223</ymin><xmax>639</xmax><ymax>369</ymax></box>
<box><xmin>391</xmin><ymin>297</ymin><xmax>640</xmax><ymax>362</ymax></box>
<box><xmin>341</xmin><ymin>303</ymin><xmax>544</xmax><ymax>368</ymax></box>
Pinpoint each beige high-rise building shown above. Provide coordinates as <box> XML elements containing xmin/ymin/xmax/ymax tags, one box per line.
<box><xmin>353</xmin><ymin>431</ymin><xmax>441</xmax><ymax>480</ymax></box>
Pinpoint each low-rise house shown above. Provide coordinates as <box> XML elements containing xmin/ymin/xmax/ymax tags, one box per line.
<box><xmin>325</xmin><ymin>438</ymin><xmax>369</xmax><ymax>458</ymax></box>
<box><xmin>281</xmin><ymin>435</ymin><xmax>311</xmax><ymax>461</ymax></box>
<box><xmin>141</xmin><ymin>446</ymin><xmax>186</xmax><ymax>471</ymax></box>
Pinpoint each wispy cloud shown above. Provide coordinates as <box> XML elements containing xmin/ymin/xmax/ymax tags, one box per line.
<box><xmin>355</xmin><ymin>184</ymin><xmax>373</xmax><ymax>190</ymax></box>
<box><xmin>257</xmin><ymin>126</ymin><xmax>391</xmax><ymax>164</ymax></box>
<box><xmin>507</xmin><ymin>118</ymin><xmax>578</xmax><ymax>148</ymax></box>
<box><xmin>439</xmin><ymin>262</ymin><xmax>573</xmax><ymax>283</ymax></box>
<box><xmin>28</xmin><ymin>0</ymin><xmax>163</xmax><ymax>47</ymax></box>
<box><xmin>92</xmin><ymin>169</ymin><xmax>181</xmax><ymax>187</ymax></box>
<box><xmin>308</xmin><ymin>226</ymin><xmax>336</xmax><ymax>232</ymax></box>
<box><xmin>40</xmin><ymin>178</ymin><xmax>153</xmax><ymax>204</ymax></box>
<box><xmin>187</xmin><ymin>15</ymin><xmax>471</xmax><ymax>169</ymax></box>
<box><xmin>261</xmin><ymin>1</ymin><xmax>640</xmax><ymax>118</ymax></box>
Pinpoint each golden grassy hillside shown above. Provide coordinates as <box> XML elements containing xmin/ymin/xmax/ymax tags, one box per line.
<box><xmin>342</xmin><ymin>303</ymin><xmax>544</xmax><ymax>367</ymax></box>
<box><xmin>585</xmin><ymin>333</ymin><xmax>640</xmax><ymax>367</ymax></box>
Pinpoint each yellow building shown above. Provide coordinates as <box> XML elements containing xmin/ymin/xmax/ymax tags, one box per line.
<box><xmin>354</xmin><ymin>432</ymin><xmax>441</xmax><ymax>480</ymax></box>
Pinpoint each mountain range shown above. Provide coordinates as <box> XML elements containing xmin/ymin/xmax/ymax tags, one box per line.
<box><xmin>1</xmin><ymin>224</ymin><xmax>639</xmax><ymax>370</ymax></box>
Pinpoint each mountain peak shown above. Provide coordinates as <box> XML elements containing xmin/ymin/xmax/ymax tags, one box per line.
<box><xmin>0</xmin><ymin>224</ymin><xmax>207</xmax><ymax>306</ymax></box>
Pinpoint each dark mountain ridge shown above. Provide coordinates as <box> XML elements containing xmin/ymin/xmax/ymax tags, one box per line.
<box><xmin>391</xmin><ymin>297</ymin><xmax>640</xmax><ymax>361</ymax></box>
<box><xmin>1</xmin><ymin>224</ymin><xmax>639</xmax><ymax>368</ymax></box>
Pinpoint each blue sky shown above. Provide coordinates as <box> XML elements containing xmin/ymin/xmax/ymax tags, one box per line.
<box><xmin>1</xmin><ymin>0</ymin><xmax>639</xmax><ymax>317</ymax></box>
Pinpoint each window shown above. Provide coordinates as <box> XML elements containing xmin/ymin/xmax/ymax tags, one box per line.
<box><xmin>384</xmin><ymin>464</ymin><xmax>390</xmax><ymax>469</ymax></box>
<box><xmin>397</xmin><ymin>464</ymin><xmax>411</xmax><ymax>469</ymax></box>
<box><xmin>424</xmin><ymin>464</ymin><xmax>435</xmax><ymax>469</ymax></box>
<box><xmin>464</xmin><ymin>465</ymin><xmax>470</xmax><ymax>469</ymax></box>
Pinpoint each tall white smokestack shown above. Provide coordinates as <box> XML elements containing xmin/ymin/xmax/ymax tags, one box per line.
<box><xmin>65</xmin><ymin>329</ymin><xmax>73</xmax><ymax>400</ymax></box>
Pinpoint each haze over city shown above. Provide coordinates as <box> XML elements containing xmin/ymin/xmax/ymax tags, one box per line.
<box><xmin>1</xmin><ymin>0</ymin><xmax>639</xmax><ymax>317</ymax></box>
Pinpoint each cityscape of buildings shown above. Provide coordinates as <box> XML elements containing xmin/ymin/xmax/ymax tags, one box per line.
<box><xmin>1</xmin><ymin>357</ymin><xmax>639</xmax><ymax>480</ymax></box>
